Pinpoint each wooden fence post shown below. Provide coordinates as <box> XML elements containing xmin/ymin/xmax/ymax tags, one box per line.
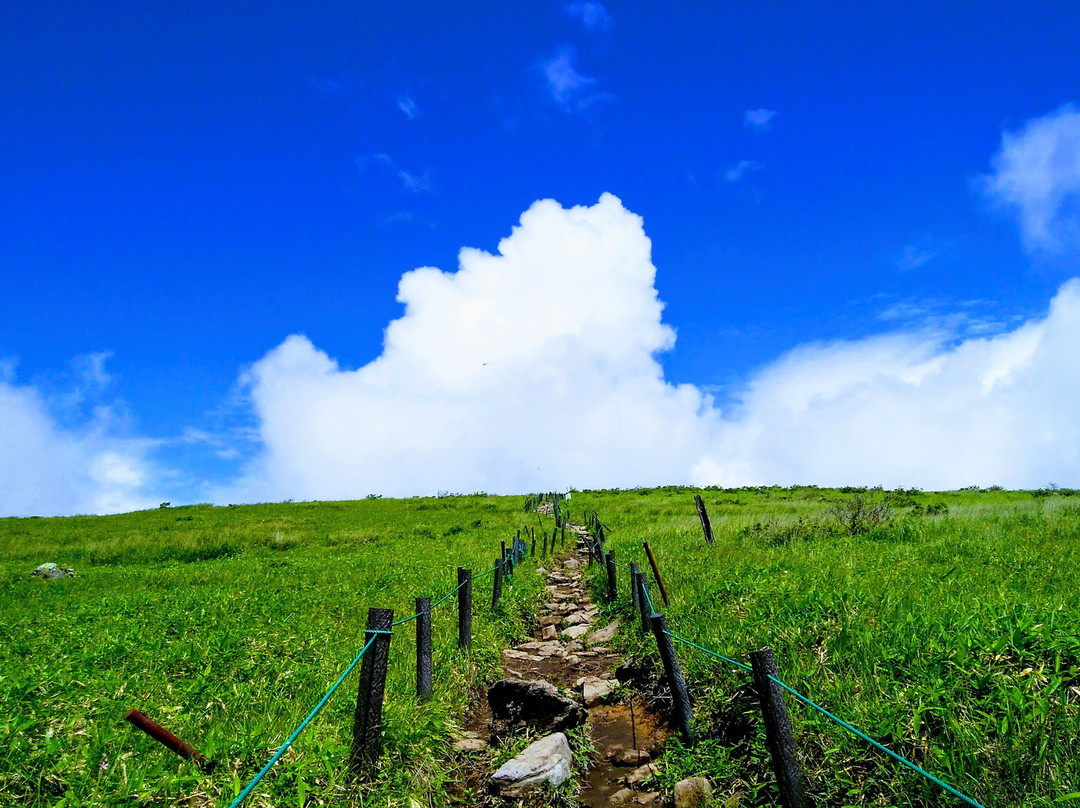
<box><xmin>635</xmin><ymin>571</ymin><xmax>651</xmax><ymax>632</ymax></box>
<box><xmin>605</xmin><ymin>551</ymin><xmax>617</xmax><ymax>602</ymax></box>
<box><xmin>492</xmin><ymin>557</ymin><xmax>503</xmax><ymax>610</ymax></box>
<box><xmin>531</xmin><ymin>535</ymin><xmax>536</xmax><ymax>557</ymax></box>
<box><xmin>694</xmin><ymin>494</ymin><xmax>715</xmax><ymax>545</ymax></box>
<box><xmin>350</xmin><ymin>607</ymin><xmax>393</xmax><ymax>774</ymax></box>
<box><xmin>542</xmin><ymin>532</ymin><xmax>548</xmax><ymax>556</ymax></box>
<box><xmin>749</xmin><ymin>648</ymin><xmax>806</xmax><ymax>808</ymax></box>
<box><xmin>416</xmin><ymin>598</ymin><xmax>431</xmax><ymax>701</ymax></box>
<box><xmin>649</xmin><ymin>612</ymin><xmax>694</xmax><ymax>743</ymax></box>
<box><xmin>457</xmin><ymin>568</ymin><xmax>472</xmax><ymax>649</ymax></box>
<box><xmin>630</xmin><ymin>562</ymin><xmax>640</xmax><ymax>614</ymax></box>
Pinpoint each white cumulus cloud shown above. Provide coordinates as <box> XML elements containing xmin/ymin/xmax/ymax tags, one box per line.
<box><xmin>220</xmin><ymin>194</ymin><xmax>715</xmax><ymax>502</ymax></box>
<box><xmin>0</xmin><ymin>370</ymin><xmax>159</xmax><ymax>516</ymax></box>
<box><xmin>982</xmin><ymin>104</ymin><xmax>1080</xmax><ymax>253</ymax></box>
<box><xmin>223</xmin><ymin>193</ymin><xmax>1080</xmax><ymax>501</ymax></box>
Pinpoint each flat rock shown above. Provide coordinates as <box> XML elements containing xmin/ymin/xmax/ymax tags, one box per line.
<box><xmin>582</xmin><ymin>676</ymin><xmax>614</xmax><ymax>707</ymax></box>
<box><xmin>587</xmin><ymin>620</ymin><xmax>620</xmax><ymax>644</ymax></box>
<box><xmin>609</xmin><ymin>788</ymin><xmax>635</xmax><ymax>806</ymax></box>
<box><xmin>452</xmin><ymin>737</ymin><xmax>489</xmax><ymax>752</ymax></box>
<box><xmin>488</xmin><ymin>678</ymin><xmax>587</xmax><ymax>736</ymax></box>
<box><xmin>565</xmin><ymin>611</ymin><xmax>590</xmax><ymax>626</ymax></box>
<box><xmin>541</xmin><ymin>625</ymin><xmax>557</xmax><ymax>641</ymax></box>
<box><xmin>624</xmin><ymin>762</ymin><xmax>659</xmax><ymax>786</ymax></box>
<box><xmin>563</xmin><ymin>558</ymin><xmax>581</xmax><ymax>569</ymax></box>
<box><xmin>674</xmin><ymin>776</ymin><xmax>712</xmax><ymax>808</ymax></box>
<box><xmin>488</xmin><ymin>732</ymin><xmax>572</xmax><ymax>798</ymax></box>
<box><xmin>610</xmin><ymin>747</ymin><xmax>650</xmax><ymax>767</ymax></box>
<box><xmin>563</xmin><ymin>624</ymin><xmax>589</xmax><ymax>640</ymax></box>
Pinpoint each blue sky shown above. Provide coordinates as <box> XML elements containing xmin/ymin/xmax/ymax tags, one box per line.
<box><xmin>3</xmin><ymin>2</ymin><xmax>1080</xmax><ymax>515</ymax></box>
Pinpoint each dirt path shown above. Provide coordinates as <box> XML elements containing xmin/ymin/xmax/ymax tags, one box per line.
<box><xmin>455</xmin><ymin>525</ymin><xmax>669</xmax><ymax>806</ymax></box>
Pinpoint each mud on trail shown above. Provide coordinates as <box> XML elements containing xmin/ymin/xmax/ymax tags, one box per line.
<box><xmin>451</xmin><ymin>526</ymin><xmax>671</xmax><ymax>807</ymax></box>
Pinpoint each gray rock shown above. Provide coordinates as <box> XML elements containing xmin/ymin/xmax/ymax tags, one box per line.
<box><xmin>609</xmin><ymin>787</ymin><xmax>635</xmax><ymax>806</ymax></box>
<box><xmin>582</xmin><ymin>676</ymin><xmax>613</xmax><ymax>707</ymax></box>
<box><xmin>488</xmin><ymin>678</ymin><xmax>587</xmax><ymax>737</ymax></box>
<box><xmin>624</xmin><ymin>762</ymin><xmax>659</xmax><ymax>786</ymax></box>
<box><xmin>541</xmin><ymin>624</ymin><xmax>557</xmax><ymax>641</ymax></box>
<box><xmin>610</xmin><ymin>747</ymin><xmax>650</xmax><ymax>766</ymax></box>
<box><xmin>488</xmin><ymin>732</ymin><xmax>572</xmax><ymax>798</ymax></box>
<box><xmin>674</xmin><ymin>776</ymin><xmax>713</xmax><ymax>808</ymax></box>
<box><xmin>588</xmin><ymin>620</ymin><xmax>620</xmax><ymax>644</ymax></box>
<box><xmin>563</xmin><ymin>557</ymin><xmax>581</xmax><ymax>569</ymax></box>
<box><xmin>563</xmin><ymin>624</ymin><xmax>589</xmax><ymax>640</ymax></box>
<box><xmin>31</xmin><ymin>563</ymin><xmax>74</xmax><ymax>579</ymax></box>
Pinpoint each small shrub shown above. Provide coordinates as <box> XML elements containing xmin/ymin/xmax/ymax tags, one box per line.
<box><xmin>830</xmin><ymin>489</ymin><xmax>893</xmax><ymax>535</ymax></box>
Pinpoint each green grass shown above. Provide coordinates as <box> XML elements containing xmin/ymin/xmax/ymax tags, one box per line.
<box><xmin>0</xmin><ymin>497</ymin><xmax>544</xmax><ymax>807</ymax></box>
<box><xmin>570</xmin><ymin>485</ymin><xmax>1080</xmax><ymax>807</ymax></box>
<box><xmin>5</xmin><ymin>487</ymin><xmax>1079</xmax><ymax>807</ymax></box>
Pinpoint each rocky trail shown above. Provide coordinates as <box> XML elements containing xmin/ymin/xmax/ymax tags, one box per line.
<box><xmin>451</xmin><ymin>525</ymin><xmax>687</xmax><ymax>807</ymax></box>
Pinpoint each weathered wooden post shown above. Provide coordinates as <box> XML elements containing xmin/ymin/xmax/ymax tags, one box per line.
<box><xmin>605</xmin><ymin>551</ymin><xmax>617</xmax><ymax>602</ymax></box>
<box><xmin>416</xmin><ymin>598</ymin><xmax>432</xmax><ymax>701</ymax></box>
<box><xmin>457</xmin><ymin>568</ymin><xmax>472</xmax><ymax>649</ymax></box>
<box><xmin>492</xmin><ymin>557</ymin><xmax>503</xmax><ymax>610</ymax></box>
<box><xmin>642</xmin><ymin>540</ymin><xmax>671</xmax><ymax>607</ymax></box>
<box><xmin>531</xmin><ymin>535</ymin><xmax>536</xmax><ymax>557</ymax></box>
<box><xmin>749</xmin><ymin>648</ymin><xmax>806</xmax><ymax>808</ymax></box>
<box><xmin>649</xmin><ymin>613</ymin><xmax>694</xmax><ymax>743</ymax></box>
<box><xmin>635</xmin><ymin>571</ymin><xmax>651</xmax><ymax>632</ymax></box>
<box><xmin>350</xmin><ymin>607</ymin><xmax>394</xmax><ymax>774</ymax></box>
<box><xmin>694</xmin><ymin>494</ymin><xmax>715</xmax><ymax>545</ymax></box>
<box><xmin>542</xmin><ymin>532</ymin><xmax>548</xmax><ymax>556</ymax></box>
<box><xmin>561</xmin><ymin>525</ymin><xmax>566</xmax><ymax>547</ymax></box>
<box><xmin>630</xmin><ymin>562</ymin><xmax>640</xmax><ymax>613</ymax></box>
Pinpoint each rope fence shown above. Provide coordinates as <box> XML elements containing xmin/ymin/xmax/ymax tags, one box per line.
<box><xmin>220</xmin><ymin>533</ymin><xmax>535</xmax><ymax>807</ymax></box>
<box><xmin>579</xmin><ymin>515</ymin><xmax>989</xmax><ymax>808</ymax></box>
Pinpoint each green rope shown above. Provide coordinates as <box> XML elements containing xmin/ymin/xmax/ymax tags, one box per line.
<box><xmin>663</xmin><ymin>629</ymin><xmax>752</xmax><ymax>671</ymax></box>
<box><xmin>430</xmin><ymin>578</ymin><xmax>468</xmax><ymax>610</ymax></box>
<box><xmin>768</xmin><ymin>675</ymin><xmax>986</xmax><ymax>808</ymax></box>
<box><xmin>227</xmin><ymin>633</ymin><xmax>378</xmax><ymax>808</ymax></box>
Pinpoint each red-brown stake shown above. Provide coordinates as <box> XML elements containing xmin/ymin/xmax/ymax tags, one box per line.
<box><xmin>642</xmin><ymin>540</ymin><xmax>671</xmax><ymax>607</ymax></box>
<box><xmin>124</xmin><ymin>709</ymin><xmax>215</xmax><ymax>772</ymax></box>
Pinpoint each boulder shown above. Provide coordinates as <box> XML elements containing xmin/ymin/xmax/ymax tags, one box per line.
<box><xmin>488</xmin><ymin>679</ymin><xmax>587</xmax><ymax>737</ymax></box>
<box><xmin>488</xmin><ymin>732</ymin><xmax>572</xmax><ymax>798</ymax></box>
<box><xmin>674</xmin><ymin>776</ymin><xmax>712</xmax><ymax>807</ymax></box>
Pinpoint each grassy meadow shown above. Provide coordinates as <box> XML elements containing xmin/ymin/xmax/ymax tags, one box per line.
<box><xmin>2</xmin><ymin>487</ymin><xmax>1077</xmax><ymax>807</ymax></box>
<box><xmin>0</xmin><ymin>497</ymin><xmax>545</xmax><ymax>807</ymax></box>
<box><xmin>571</xmin><ymin>486</ymin><xmax>1080</xmax><ymax>807</ymax></box>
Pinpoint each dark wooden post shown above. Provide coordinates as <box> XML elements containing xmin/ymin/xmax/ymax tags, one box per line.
<box><xmin>492</xmin><ymin>557</ymin><xmax>503</xmax><ymax>610</ymax></box>
<box><xmin>542</xmin><ymin>532</ymin><xmax>548</xmax><ymax>556</ymax></box>
<box><xmin>350</xmin><ymin>607</ymin><xmax>394</xmax><ymax>774</ymax></box>
<box><xmin>605</xmin><ymin>551</ymin><xmax>617</xmax><ymax>601</ymax></box>
<box><xmin>642</xmin><ymin>540</ymin><xmax>670</xmax><ymax>607</ymax></box>
<box><xmin>635</xmin><ymin>571</ymin><xmax>650</xmax><ymax>632</ymax></box>
<box><xmin>457</xmin><ymin>568</ymin><xmax>472</xmax><ymax>649</ymax></box>
<box><xmin>531</xmin><ymin>535</ymin><xmax>536</xmax><ymax>556</ymax></box>
<box><xmin>749</xmin><ymin>648</ymin><xmax>806</xmax><ymax>808</ymax></box>
<box><xmin>561</xmin><ymin>525</ymin><xmax>566</xmax><ymax>547</ymax></box>
<box><xmin>416</xmin><ymin>597</ymin><xmax>432</xmax><ymax>701</ymax></box>
<box><xmin>694</xmin><ymin>494</ymin><xmax>715</xmax><ymax>545</ymax></box>
<box><xmin>123</xmin><ymin>710</ymin><xmax>215</xmax><ymax>772</ymax></box>
<box><xmin>649</xmin><ymin>613</ymin><xmax>694</xmax><ymax>743</ymax></box>
<box><xmin>630</xmin><ymin>562</ymin><xmax>640</xmax><ymax>613</ymax></box>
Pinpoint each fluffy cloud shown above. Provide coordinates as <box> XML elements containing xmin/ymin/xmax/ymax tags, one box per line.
<box><xmin>221</xmin><ymin>194</ymin><xmax>715</xmax><ymax>501</ymax></box>
<box><xmin>696</xmin><ymin>281</ymin><xmax>1080</xmax><ymax>489</ymax></box>
<box><xmin>538</xmin><ymin>46</ymin><xmax>613</xmax><ymax>113</ymax></box>
<box><xmin>566</xmin><ymin>1</ymin><xmax>614</xmax><ymax>33</ymax></box>
<box><xmin>983</xmin><ymin>104</ymin><xmax>1080</xmax><ymax>253</ymax></box>
<box><xmin>225</xmin><ymin>193</ymin><xmax>1080</xmax><ymax>501</ymax></box>
<box><xmin>0</xmin><ymin>368</ymin><xmax>159</xmax><ymax>516</ymax></box>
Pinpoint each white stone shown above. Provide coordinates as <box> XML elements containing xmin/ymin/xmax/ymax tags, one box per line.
<box><xmin>563</xmin><ymin>624</ymin><xmax>589</xmax><ymax>639</ymax></box>
<box><xmin>488</xmin><ymin>732</ymin><xmax>572</xmax><ymax>797</ymax></box>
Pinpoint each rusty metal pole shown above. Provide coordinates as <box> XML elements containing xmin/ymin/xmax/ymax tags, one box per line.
<box><xmin>124</xmin><ymin>710</ymin><xmax>215</xmax><ymax>772</ymax></box>
<box><xmin>642</xmin><ymin>540</ymin><xmax>670</xmax><ymax>607</ymax></box>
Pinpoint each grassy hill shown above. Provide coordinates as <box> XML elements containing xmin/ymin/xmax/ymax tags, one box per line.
<box><xmin>2</xmin><ymin>487</ymin><xmax>1078</xmax><ymax>806</ymax></box>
